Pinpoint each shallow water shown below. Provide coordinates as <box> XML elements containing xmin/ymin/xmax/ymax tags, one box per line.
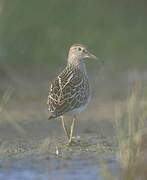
<box><xmin>0</xmin><ymin>154</ymin><xmax>119</xmax><ymax>180</ymax></box>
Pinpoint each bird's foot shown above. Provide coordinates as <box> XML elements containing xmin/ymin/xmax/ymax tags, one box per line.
<box><xmin>67</xmin><ymin>140</ymin><xmax>76</xmax><ymax>146</ymax></box>
<box><xmin>67</xmin><ymin>136</ymin><xmax>81</xmax><ymax>146</ymax></box>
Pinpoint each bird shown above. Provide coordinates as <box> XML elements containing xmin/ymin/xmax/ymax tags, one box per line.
<box><xmin>47</xmin><ymin>44</ymin><xmax>97</xmax><ymax>145</ymax></box>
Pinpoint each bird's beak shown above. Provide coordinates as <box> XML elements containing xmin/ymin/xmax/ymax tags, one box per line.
<box><xmin>86</xmin><ymin>51</ymin><xmax>98</xmax><ymax>60</ymax></box>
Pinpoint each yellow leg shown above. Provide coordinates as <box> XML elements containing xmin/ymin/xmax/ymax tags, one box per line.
<box><xmin>68</xmin><ymin>117</ymin><xmax>76</xmax><ymax>145</ymax></box>
<box><xmin>61</xmin><ymin>116</ymin><xmax>70</xmax><ymax>140</ymax></box>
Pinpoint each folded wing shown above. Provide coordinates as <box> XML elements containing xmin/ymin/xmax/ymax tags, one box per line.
<box><xmin>47</xmin><ymin>66</ymin><xmax>89</xmax><ymax>117</ymax></box>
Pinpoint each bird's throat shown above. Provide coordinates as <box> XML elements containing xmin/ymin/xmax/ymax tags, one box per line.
<box><xmin>68</xmin><ymin>57</ymin><xmax>87</xmax><ymax>75</ymax></box>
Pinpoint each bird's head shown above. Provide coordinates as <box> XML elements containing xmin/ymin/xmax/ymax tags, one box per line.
<box><xmin>68</xmin><ymin>44</ymin><xmax>97</xmax><ymax>61</ymax></box>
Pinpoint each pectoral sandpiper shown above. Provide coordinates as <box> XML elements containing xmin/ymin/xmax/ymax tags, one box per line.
<box><xmin>47</xmin><ymin>44</ymin><xmax>97</xmax><ymax>145</ymax></box>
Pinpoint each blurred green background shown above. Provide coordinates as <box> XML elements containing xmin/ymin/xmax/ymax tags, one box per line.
<box><xmin>0</xmin><ymin>0</ymin><xmax>146</xmax><ymax>78</ymax></box>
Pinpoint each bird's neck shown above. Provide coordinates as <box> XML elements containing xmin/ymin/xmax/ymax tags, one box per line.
<box><xmin>67</xmin><ymin>56</ymin><xmax>87</xmax><ymax>75</ymax></box>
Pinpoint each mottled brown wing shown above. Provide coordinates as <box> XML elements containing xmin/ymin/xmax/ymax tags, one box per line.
<box><xmin>47</xmin><ymin>67</ymin><xmax>89</xmax><ymax>118</ymax></box>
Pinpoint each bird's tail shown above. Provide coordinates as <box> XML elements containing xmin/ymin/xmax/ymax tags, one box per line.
<box><xmin>48</xmin><ymin>114</ymin><xmax>57</xmax><ymax>120</ymax></box>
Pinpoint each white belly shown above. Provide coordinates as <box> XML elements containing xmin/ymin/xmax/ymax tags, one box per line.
<box><xmin>71</xmin><ymin>93</ymin><xmax>91</xmax><ymax>114</ymax></box>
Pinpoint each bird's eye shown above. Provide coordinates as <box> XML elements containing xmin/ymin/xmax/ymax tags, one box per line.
<box><xmin>82</xmin><ymin>49</ymin><xmax>86</xmax><ymax>53</ymax></box>
<box><xmin>78</xmin><ymin>47</ymin><xmax>82</xmax><ymax>51</ymax></box>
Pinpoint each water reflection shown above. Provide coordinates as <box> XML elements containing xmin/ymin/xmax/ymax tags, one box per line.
<box><xmin>0</xmin><ymin>156</ymin><xmax>118</xmax><ymax>180</ymax></box>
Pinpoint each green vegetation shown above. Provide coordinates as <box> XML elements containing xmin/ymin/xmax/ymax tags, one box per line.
<box><xmin>116</xmin><ymin>82</ymin><xmax>147</xmax><ymax>179</ymax></box>
<box><xmin>0</xmin><ymin>0</ymin><xmax>147</xmax><ymax>75</ymax></box>
<box><xmin>99</xmin><ymin>82</ymin><xmax>147</xmax><ymax>179</ymax></box>
<box><xmin>0</xmin><ymin>88</ymin><xmax>13</xmax><ymax>115</ymax></box>
<box><xmin>0</xmin><ymin>88</ymin><xmax>25</xmax><ymax>135</ymax></box>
